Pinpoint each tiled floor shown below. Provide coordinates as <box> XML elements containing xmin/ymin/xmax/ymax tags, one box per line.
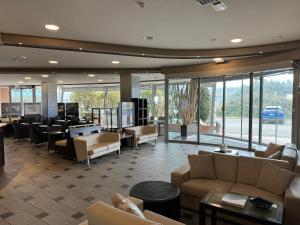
<box><xmin>0</xmin><ymin>138</ymin><xmax>252</xmax><ymax>225</ymax></box>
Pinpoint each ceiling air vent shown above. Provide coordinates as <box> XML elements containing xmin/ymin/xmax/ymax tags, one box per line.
<box><xmin>196</xmin><ymin>0</ymin><xmax>227</xmax><ymax>11</ymax></box>
<box><xmin>196</xmin><ymin>0</ymin><xmax>220</xmax><ymax>6</ymax></box>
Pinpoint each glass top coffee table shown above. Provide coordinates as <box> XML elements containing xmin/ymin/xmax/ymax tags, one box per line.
<box><xmin>199</xmin><ymin>190</ymin><xmax>283</xmax><ymax>225</ymax></box>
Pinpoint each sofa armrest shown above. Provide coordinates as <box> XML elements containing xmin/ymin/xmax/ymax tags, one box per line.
<box><xmin>171</xmin><ymin>164</ymin><xmax>190</xmax><ymax>188</ymax></box>
<box><xmin>284</xmin><ymin>175</ymin><xmax>300</xmax><ymax>225</ymax></box>
<box><xmin>255</xmin><ymin>148</ymin><xmax>265</xmax><ymax>157</ymax></box>
<box><xmin>294</xmin><ymin>150</ymin><xmax>300</xmax><ymax>173</ymax></box>
<box><xmin>73</xmin><ymin>137</ymin><xmax>88</xmax><ymax>162</ymax></box>
<box><xmin>128</xmin><ymin>196</ymin><xmax>144</xmax><ymax>211</ymax></box>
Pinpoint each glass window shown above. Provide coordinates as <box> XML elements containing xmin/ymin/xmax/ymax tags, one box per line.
<box><xmin>11</xmin><ymin>88</ymin><xmax>21</xmax><ymax>103</ymax></box>
<box><xmin>35</xmin><ymin>86</ymin><xmax>41</xmax><ymax>103</ymax></box>
<box><xmin>22</xmin><ymin>89</ymin><xmax>33</xmax><ymax>103</ymax></box>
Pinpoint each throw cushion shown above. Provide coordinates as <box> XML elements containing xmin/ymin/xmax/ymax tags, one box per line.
<box><xmin>188</xmin><ymin>154</ymin><xmax>216</xmax><ymax>179</ymax></box>
<box><xmin>256</xmin><ymin>162</ymin><xmax>295</xmax><ymax>196</ymax></box>
<box><xmin>264</xmin><ymin>143</ymin><xmax>284</xmax><ymax>158</ymax></box>
<box><xmin>112</xmin><ymin>193</ymin><xmax>145</xmax><ymax>219</ymax></box>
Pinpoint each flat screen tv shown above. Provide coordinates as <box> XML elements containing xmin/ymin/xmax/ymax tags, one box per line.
<box><xmin>120</xmin><ymin>102</ymin><xmax>134</xmax><ymax>128</ymax></box>
<box><xmin>66</xmin><ymin>103</ymin><xmax>79</xmax><ymax>117</ymax></box>
<box><xmin>58</xmin><ymin>103</ymin><xmax>66</xmax><ymax>118</ymax></box>
<box><xmin>24</xmin><ymin>103</ymin><xmax>41</xmax><ymax>115</ymax></box>
<box><xmin>1</xmin><ymin>103</ymin><xmax>21</xmax><ymax>116</ymax></box>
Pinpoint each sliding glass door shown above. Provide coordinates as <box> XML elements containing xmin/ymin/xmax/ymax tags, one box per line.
<box><xmin>167</xmin><ymin>68</ymin><xmax>294</xmax><ymax>149</ymax></box>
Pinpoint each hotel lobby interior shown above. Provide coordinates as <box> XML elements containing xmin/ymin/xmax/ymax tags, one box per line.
<box><xmin>0</xmin><ymin>0</ymin><xmax>300</xmax><ymax>225</ymax></box>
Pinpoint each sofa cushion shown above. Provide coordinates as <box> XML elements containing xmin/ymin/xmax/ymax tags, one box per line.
<box><xmin>112</xmin><ymin>193</ymin><xmax>145</xmax><ymax>219</ymax></box>
<box><xmin>55</xmin><ymin>139</ymin><xmax>67</xmax><ymax>147</ymax></box>
<box><xmin>281</xmin><ymin>147</ymin><xmax>298</xmax><ymax>170</ymax></box>
<box><xmin>214</xmin><ymin>153</ymin><xmax>238</xmax><ymax>182</ymax></box>
<box><xmin>88</xmin><ymin>143</ymin><xmax>108</xmax><ymax>155</ymax></box>
<box><xmin>256</xmin><ymin>162</ymin><xmax>295</xmax><ymax>196</ymax></box>
<box><xmin>107</xmin><ymin>142</ymin><xmax>120</xmax><ymax>149</ymax></box>
<box><xmin>268</xmin><ymin>151</ymin><xmax>282</xmax><ymax>159</ymax></box>
<box><xmin>264</xmin><ymin>143</ymin><xmax>284</xmax><ymax>158</ymax></box>
<box><xmin>182</xmin><ymin>179</ymin><xmax>233</xmax><ymax>199</ymax></box>
<box><xmin>237</xmin><ymin>156</ymin><xmax>290</xmax><ymax>186</ymax></box>
<box><xmin>188</xmin><ymin>154</ymin><xmax>216</xmax><ymax>179</ymax></box>
<box><xmin>143</xmin><ymin>210</ymin><xmax>185</xmax><ymax>225</ymax></box>
<box><xmin>231</xmin><ymin>183</ymin><xmax>283</xmax><ymax>203</ymax></box>
<box><xmin>87</xmin><ymin>201</ymin><xmax>161</xmax><ymax>225</ymax></box>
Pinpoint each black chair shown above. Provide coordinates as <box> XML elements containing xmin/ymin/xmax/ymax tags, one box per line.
<box><xmin>29</xmin><ymin>125</ymin><xmax>48</xmax><ymax>147</ymax></box>
<box><xmin>13</xmin><ymin>122</ymin><xmax>30</xmax><ymax>141</ymax></box>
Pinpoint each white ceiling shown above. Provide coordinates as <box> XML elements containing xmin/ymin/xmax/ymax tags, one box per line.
<box><xmin>0</xmin><ymin>0</ymin><xmax>299</xmax><ymax>84</ymax></box>
<box><xmin>1</xmin><ymin>0</ymin><xmax>299</xmax><ymax>49</ymax></box>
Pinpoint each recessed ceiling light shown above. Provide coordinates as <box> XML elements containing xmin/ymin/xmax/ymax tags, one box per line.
<box><xmin>41</xmin><ymin>74</ymin><xmax>49</xmax><ymax>78</ymax></box>
<box><xmin>18</xmin><ymin>81</ymin><xmax>24</xmax><ymax>84</ymax></box>
<box><xmin>79</xmin><ymin>48</ymin><xmax>83</xmax><ymax>51</ymax></box>
<box><xmin>231</xmin><ymin>38</ymin><xmax>243</xmax><ymax>43</ymax></box>
<box><xmin>144</xmin><ymin>36</ymin><xmax>154</xmax><ymax>40</ymax></box>
<box><xmin>210</xmin><ymin>38</ymin><xmax>217</xmax><ymax>42</ymax></box>
<box><xmin>24</xmin><ymin>76</ymin><xmax>31</xmax><ymax>80</ymax></box>
<box><xmin>259</xmin><ymin>51</ymin><xmax>263</xmax><ymax>54</ymax></box>
<box><xmin>18</xmin><ymin>42</ymin><xmax>23</xmax><ymax>45</ymax></box>
<box><xmin>141</xmin><ymin>53</ymin><xmax>145</xmax><ymax>56</ymax></box>
<box><xmin>213</xmin><ymin>58</ymin><xmax>224</xmax><ymax>63</ymax></box>
<box><xmin>88</xmin><ymin>74</ymin><xmax>95</xmax><ymax>77</ymax></box>
<box><xmin>112</xmin><ymin>61</ymin><xmax>120</xmax><ymax>64</ymax></box>
<box><xmin>20</xmin><ymin>56</ymin><xmax>27</xmax><ymax>59</ymax></box>
<box><xmin>57</xmin><ymin>80</ymin><xmax>63</xmax><ymax>83</ymax></box>
<box><xmin>45</xmin><ymin>24</ymin><xmax>60</xmax><ymax>31</ymax></box>
<box><xmin>197</xmin><ymin>56</ymin><xmax>200</xmax><ymax>58</ymax></box>
<box><xmin>49</xmin><ymin>60</ymin><xmax>58</xmax><ymax>64</ymax></box>
<box><xmin>97</xmin><ymin>79</ymin><xmax>103</xmax><ymax>82</ymax></box>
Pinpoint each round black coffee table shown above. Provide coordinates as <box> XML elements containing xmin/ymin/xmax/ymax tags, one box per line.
<box><xmin>129</xmin><ymin>181</ymin><xmax>180</xmax><ymax>220</ymax></box>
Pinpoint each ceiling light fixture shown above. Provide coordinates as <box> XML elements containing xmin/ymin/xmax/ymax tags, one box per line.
<box><xmin>49</xmin><ymin>60</ymin><xmax>58</xmax><ymax>64</ymax></box>
<box><xmin>144</xmin><ymin>36</ymin><xmax>154</xmax><ymax>40</ymax></box>
<box><xmin>41</xmin><ymin>74</ymin><xmax>49</xmax><ymax>78</ymax></box>
<box><xmin>57</xmin><ymin>80</ymin><xmax>63</xmax><ymax>83</ymax></box>
<box><xmin>45</xmin><ymin>24</ymin><xmax>60</xmax><ymax>31</ymax></box>
<box><xmin>20</xmin><ymin>56</ymin><xmax>27</xmax><ymax>59</ymax></box>
<box><xmin>259</xmin><ymin>51</ymin><xmax>263</xmax><ymax>54</ymax></box>
<box><xmin>24</xmin><ymin>76</ymin><xmax>31</xmax><ymax>80</ymax></box>
<box><xmin>97</xmin><ymin>79</ymin><xmax>103</xmax><ymax>82</ymax></box>
<box><xmin>212</xmin><ymin>1</ymin><xmax>227</xmax><ymax>11</ymax></box>
<box><xmin>18</xmin><ymin>42</ymin><xmax>23</xmax><ymax>45</ymax></box>
<box><xmin>18</xmin><ymin>81</ymin><xmax>24</xmax><ymax>84</ymax></box>
<box><xmin>231</xmin><ymin>38</ymin><xmax>243</xmax><ymax>43</ymax></box>
<box><xmin>79</xmin><ymin>48</ymin><xmax>83</xmax><ymax>51</ymax></box>
<box><xmin>88</xmin><ymin>74</ymin><xmax>95</xmax><ymax>77</ymax></box>
<box><xmin>136</xmin><ymin>0</ymin><xmax>146</xmax><ymax>8</ymax></box>
<box><xmin>112</xmin><ymin>61</ymin><xmax>120</xmax><ymax>64</ymax></box>
<box><xmin>213</xmin><ymin>57</ymin><xmax>224</xmax><ymax>63</ymax></box>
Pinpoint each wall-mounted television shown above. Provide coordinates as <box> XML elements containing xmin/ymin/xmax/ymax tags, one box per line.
<box><xmin>66</xmin><ymin>103</ymin><xmax>79</xmax><ymax>117</ymax></box>
<box><xmin>58</xmin><ymin>103</ymin><xmax>66</xmax><ymax>118</ymax></box>
<box><xmin>24</xmin><ymin>103</ymin><xmax>41</xmax><ymax>115</ymax></box>
<box><xmin>1</xmin><ymin>103</ymin><xmax>21</xmax><ymax>116</ymax></box>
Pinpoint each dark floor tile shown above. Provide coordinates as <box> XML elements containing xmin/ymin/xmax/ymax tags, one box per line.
<box><xmin>63</xmin><ymin>168</ymin><xmax>70</xmax><ymax>171</ymax></box>
<box><xmin>124</xmin><ymin>175</ymin><xmax>132</xmax><ymax>179</ymax></box>
<box><xmin>101</xmin><ymin>175</ymin><xmax>108</xmax><ymax>179</ymax></box>
<box><xmin>52</xmin><ymin>162</ymin><xmax>59</xmax><ymax>164</ymax></box>
<box><xmin>66</xmin><ymin>184</ymin><xmax>76</xmax><ymax>189</ymax></box>
<box><xmin>14</xmin><ymin>184</ymin><xmax>22</xmax><ymax>189</ymax></box>
<box><xmin>111</xmin><ymin>161</ymin><xmax>117</xmax><ymax>164</ymax></box>
<box><xmin>84</xmin><ymin>196</ymin><xmax>95</xmax><ymax>202</ymax></box>
<box><xmin>23</xmin><ymin>196</ymin><xmax>34</xmax><ymax>202</ymax></box>
<box><xmin>106</xmin><ymin>168</ymin><xmax>113</xmax><ymax>171</ymax></box>
<box><xmin>121</xmin><ymin>184</ymin><xmax>129</xmax><ymax>189</ymax></box>
<box><xmin>71</xmin><ymin>212</ymin><xmax>84</xmax><ymax>220</ymax></box>
<box><xmin>53</xmin><ymin>196</ymin><xmax>64</xmax><ymax>202</ymax></box>
<box><xmin>53</xmin><ymin>175</ymin><xmax>61</xmax><ymax>179</ymax></box>
<box><xmin>77</xmin><ymin>175</ymin><xmax>85</xmax><ymax>179</ymax></box>
<box><xmin>36</xmin><ymin>212</ymin><xmax>49</xmax><ymax>219</ymax></box>
<box><xmin>130</xmin><ymin>162</ymin><xmax>136</xmax><ymax>164</ymax></box>
<box><xmin>94</xmin><ymin>184</ymin><xmax>102</xmax><ymax>189</ymax></box>
<box><xmin>128</xmin><ymin>168</ymin><xmax>134</xmax><ymax>171</ymax></box>
<box><xmin>40</xmin><ymin>184</ymin><xmax>49</xmax><ymax>189</ymax></box>
<box><xmin>0</xmin><ymin>211</ymin><xmax>14</xmax><ymax>219</ymax></box>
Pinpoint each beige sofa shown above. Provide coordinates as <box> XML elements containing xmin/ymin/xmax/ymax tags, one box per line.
<box><xmin>125</xmin><ymin>126</ymin><xmax>158</xmax><ymax>149</ymax></box>
<box><xmin>255</xmin><ymin>143</ymin><xmax>300</xmax><ymax>172</ymax></box>
<box><xmin>79</xmin><ymin>197</ymin><xmax>185</xmax><ymax>225</ymax></box>
<box><xmin>171</xmin><ymin>153</ymin><xmax>300</xmax><ymax>225</ymax></box>
<box><xmin>73</xmin><ymin>132</ymin><xmax>120</xmax><ymax>166</ymax></box>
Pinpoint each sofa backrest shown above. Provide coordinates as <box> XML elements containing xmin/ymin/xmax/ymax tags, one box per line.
<box><xmin>86</xmin><ymin>201</ymin><xmax>161</xmax><ymax>225</ymax></box>
<box><xmin>75</xmin><ymin>133</ymin><xmax>102</xmax><ymax>146</ymax></box>
<box><xmin>237</xmin><ymin>156</ymin><xmax>290</xmax><ymax>186</ymax></box>
<box><xmin>213</xmin><ymin>153</ymin><xmax>238</xmax><ymax>183</ymax></box>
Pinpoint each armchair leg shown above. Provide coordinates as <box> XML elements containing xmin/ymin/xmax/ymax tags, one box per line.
<box><xmin>117</xmin><ymin>149</ymin><xmax>120</xmax><ymax>155</ymax></box>
<box><xmin>87</xmin><ymin>159</ymin><xmax>90</xmax><ymax>167</ymax></box>
<box><xmin>135</xmin><ymin>144</ymin><xmax>139</xmax><ymax>150</ymax></box>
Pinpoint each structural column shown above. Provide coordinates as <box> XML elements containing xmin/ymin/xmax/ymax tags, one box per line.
<box><xmin>120</xmin><ymin>73</ymin><xmax>141</xmax><ymax>102</ymax></box>
<box><xmin>41</xmin><ymin>82</ymin><xmax>58</xmax><ymax>118</ymax></box>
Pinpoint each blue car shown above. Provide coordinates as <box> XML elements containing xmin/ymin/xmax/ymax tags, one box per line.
<box><xmin>262</xmin><ymin>106</ymin><xmax>285</xmax><ymax>124</ymax></box>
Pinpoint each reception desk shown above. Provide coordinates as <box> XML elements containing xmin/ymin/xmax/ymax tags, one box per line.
<box><xmin>0</xmin><ymin>123</ymin><xmax>6</xmax><ymax>172</ymax></box>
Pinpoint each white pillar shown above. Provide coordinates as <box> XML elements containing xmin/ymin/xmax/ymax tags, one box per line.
<box><xmin>41</xmin><ymin>82</ymin><xmax>58</xmax><ymax>118</ymax></box>
<box><xmin>120</xmin><ymin>73</ymin><xmax>141</xmax><ymax>102</ymax></box>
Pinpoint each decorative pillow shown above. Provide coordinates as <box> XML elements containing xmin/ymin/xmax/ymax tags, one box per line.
<box><xmin>268</xmin><ymin>151</ymin><xmax>282</xmax><ymax>159</ymax></box>
<box><xmin>112</xmin><ymin>193</ymin><xmax>145</xmax><ymax>219</ymax></box>
<box><xmin>188</xmin><ymin>154</ymin><xmax>216</xmax><ymax>179</ymax></box>
<box><xmin>264</xmin><ymin>143</ymin><xmax>284</xmax><ymax>158</ymax></box>
<box><xmin>256</xmin><ymin>162</ymin><xmax>295</xmax><ymax>196</ymax></box>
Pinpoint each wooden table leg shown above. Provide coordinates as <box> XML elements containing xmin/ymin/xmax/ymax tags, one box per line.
<box><xmin>211</xmin><ymin>209</ymin><xmax>217</xmax><ymax>225</ymax></box>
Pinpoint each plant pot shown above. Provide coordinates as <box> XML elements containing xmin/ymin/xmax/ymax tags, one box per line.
<box><xmin>181</xmin><ymin>125</ymin><xmax>189</xmax><ymax>137</ymax></box>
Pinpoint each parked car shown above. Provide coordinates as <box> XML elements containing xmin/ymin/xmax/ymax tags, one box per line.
<box><xmin>262</xmin><ymin>106</ymin><xmax>285</xmax><ymax>124</ymax></box>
